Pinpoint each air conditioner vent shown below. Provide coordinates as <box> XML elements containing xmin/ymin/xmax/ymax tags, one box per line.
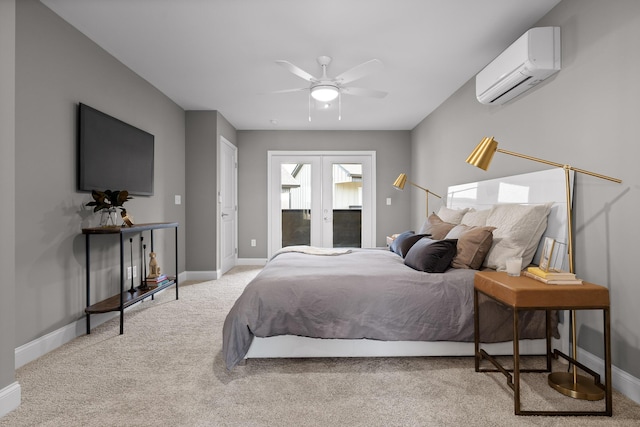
<box><xmin>476</xmin><ymin>27</ymin><xmax>561</xmax><ymax>105</ymax></box>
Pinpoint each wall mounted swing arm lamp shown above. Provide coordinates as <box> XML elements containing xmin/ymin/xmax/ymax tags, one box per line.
<box><xmin>466</xmin><ymin>135</ymin><xmax>621</xmax><ymax>402</ymax></box>
<box><xmin>393</xmin><ymin>173</ymin><xmax>442</xmax><ymax>217</ymax></box>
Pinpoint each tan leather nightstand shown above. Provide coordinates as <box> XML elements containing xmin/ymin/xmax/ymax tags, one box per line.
<box><xmin>474</xmin><ymin>271</ymin><xmax>611</xmax><ymax>416</ymax></box>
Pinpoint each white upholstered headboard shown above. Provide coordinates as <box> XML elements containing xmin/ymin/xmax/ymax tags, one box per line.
<box><xmin>447</xmin><ymin>168</ymin><xmax>574</xmax><ymax>271</ymax></box>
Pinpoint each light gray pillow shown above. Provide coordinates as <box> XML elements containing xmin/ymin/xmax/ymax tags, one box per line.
<box><xmin>436</xmin><ymin>206</ymin><xmax>469</xmax><ymax>225</ymax></box>
<box><xmin>483</xmin><ymin>203</ymin><xmax>552</xmax><ymax>271</ymax></box>
<box><xmin>460</xmin><ymin>209</ymin><xmax>490</xmax><ymax>227</ymax></box>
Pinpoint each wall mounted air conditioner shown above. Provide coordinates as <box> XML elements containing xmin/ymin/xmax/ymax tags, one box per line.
<box><xmin>476</xmin><ymin>26</ymin><xmax>561</xmax><ymax>105</ymax></box>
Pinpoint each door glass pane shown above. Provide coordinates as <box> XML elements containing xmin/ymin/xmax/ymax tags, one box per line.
<box><xmin>281</xmin><ymin>163</ymin><xmax>311</xmax><ymax>247</ymax></box>
<box><xmin>332</xmin><ymin>163</ymin><xmax>362</xmax><ymax>247</ymax></box>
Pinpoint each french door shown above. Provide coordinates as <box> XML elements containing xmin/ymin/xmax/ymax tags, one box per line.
<box><xmin>268</xmin><ymin>151</ymin><xmax>376</xmax><ymax>257</ymax></box>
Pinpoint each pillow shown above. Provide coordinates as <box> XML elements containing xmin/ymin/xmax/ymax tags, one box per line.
<box><xmin>398</xmin><ymin>234</ymin><xmax>431</xmax><ymax>258</ymax></box>
<box><xmin>446</xmin><ymin>225</ymin><xmax>496</xmax><ymax>270</ymax></box>
<box><xmin>404</xmin><ymin>238</ymin><xmax>458</xmax><ymax>273</ymax></box>
<box><xmin>483</xmin><ymin>203</ymin><xmax>552</xmax><ymax>271</ymax></box>
<box><xmin>436</xmin><ymin>206</ymin><xmax>470</xmax><ymax>225</ymax></box>
<box><xmin>460</xmin><ymin>209</ymin><xmax>491</xmax><ymax>227</ymax></box>
<box><xmin>444</xmin><ymin>224</ymin><xmax>472</xmax><ymax>239</ymax></box>
<box><xmin>389</xmin><ymin>231</ymin><xmax>414</xmax><ymax>255</ymax></box>
<box><xmin>417</xmin><ymin>214</ymin><xmax>456</xmax><ymax>239</ymax></box>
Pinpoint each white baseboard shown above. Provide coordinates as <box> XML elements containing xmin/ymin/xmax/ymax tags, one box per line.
<box><xmin>184</xmin><ymin>270</ymin><xmax>219</xmax><ymax>281</ymax></box>
<box><xmin>237</xmin><ymin>258</ymin><xmax>267</xmax><ymax>265</ymax></box>
<box><xmin>578</xmin><ymin>347</ymin><xmax>640</xmax><ymax>405</ymax></box>
<box><xmin>14</xmin><ymin>275</ymin><xmax>188</xmax><ymax>369</ymax></box>
<box><xmin>0</xmin><ymin>382</ymin><xmax>20</xmax><ymax>418</ymax></box>
<box><xmin>15</xmin><ymin>311</ymin><xmax>118</xmax><ymax>369</ymax></box>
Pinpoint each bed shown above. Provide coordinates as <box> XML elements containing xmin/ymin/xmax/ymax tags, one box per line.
<box><xmin>223</xmin><ymin>169</ymin><xmax>573</xmax><ymax>370</ymax></box>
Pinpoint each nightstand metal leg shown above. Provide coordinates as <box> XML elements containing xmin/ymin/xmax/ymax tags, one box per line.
<box><xmin>604</xmin><ymin>308</ymin><xmax>612</xmax><ymax>416</ymax></box>
<box><xmin>513</xmin><ymin>307</ymin><xmax>521</xmax><ymax>415</ymax></box>
<box><xmin>474</xmin><ymin>288</ymin><xmax>480</xmax><ymax>372</ymax></box>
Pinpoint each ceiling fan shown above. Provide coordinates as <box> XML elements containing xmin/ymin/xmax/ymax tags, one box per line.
<box><xmin>273</xmin><ymin>56</ymin><xmax>388</xmax><ymax>120</ymax></box>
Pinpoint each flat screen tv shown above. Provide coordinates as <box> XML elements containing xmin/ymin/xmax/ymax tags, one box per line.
<box><xmin>77</xmin><ymin>103</ymin><xmax>154</xmax><ymax>196</ymax></box>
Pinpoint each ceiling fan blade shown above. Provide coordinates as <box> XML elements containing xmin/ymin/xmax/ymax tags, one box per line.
<box><xmin>335</xmin><ymin>59</ymin><xmax>383</xmax><ymax>84</ymax></box>
<box><xmin>275</xmin><ymin>60</ymin><xmax>317</xmax><ymax>82</ymax></box>
<box><xmin>269</xmin><ymin>87</ymin><xmax>309</xmax><ymax>95</ymax></box>
<box><xmin>341</xmin><ymin>87</ymin><xmax>388</xmax><ymax>98</ymax></box>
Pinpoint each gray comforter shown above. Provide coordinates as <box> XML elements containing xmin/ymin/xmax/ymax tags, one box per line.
<box><xmin>222</xmin><ymin>248</ymin><xmax>555</xmax><ymax>370</ymax></box>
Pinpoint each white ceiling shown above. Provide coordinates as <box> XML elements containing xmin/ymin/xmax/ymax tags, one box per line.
<box><xmin>40</xmin><ymin>0</ymin><xmax>561</xmax><ymax>131</ymax></box>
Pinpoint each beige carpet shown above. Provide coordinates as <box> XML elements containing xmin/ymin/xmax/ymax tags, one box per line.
<box><xmin>2</xmin><ymin>265</ymin><xmax>640</xmax><ymax>426</ymax></box>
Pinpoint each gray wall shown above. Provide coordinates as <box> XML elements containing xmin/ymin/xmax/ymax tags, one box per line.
<box><xmin>411</xmin><ymin>0</ymin><xmax>640</xmax><ymax>378</ymax></box>
<box><xmin>185</xmin><ymin>111</ymin><xmax>237</xmax><ymax>273</ymax></box>
<box><xmin>14</xmin><ymin>0</ymin><xmax>186</xmax><ymax>345</ymax></box>
<box><xmin>217</xmin><ymin>111</ymin><xmax>237</xmax><ymax>147</ymax></box>
<box><xmin>237</xmin><ymin>130</ymin><xmax>412</xmax><ymax>258</ymax></box>
<box><xmin>186</xmin><ymin>112</ymin><xmax>218</xmax><ymax>271</ymax></box>
<box><xmin>0</xmin><ymin>0</ymin><xmax>17</xmax><ymax>395</ymax></box>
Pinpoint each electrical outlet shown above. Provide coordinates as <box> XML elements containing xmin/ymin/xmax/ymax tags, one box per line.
<box><xmin>127</xmin><ymin>267</ymin><xmax>132</xmax><ymax>280</ymax></box>
<box><xmin>251</xmin><ymin>239</ymin><xmax>257</xmax><ymax>247</ymax></box>
<box><xmin>132</xmin><ymin>266</ymin><xmax>137</xmax><ymax>278</ymax></box>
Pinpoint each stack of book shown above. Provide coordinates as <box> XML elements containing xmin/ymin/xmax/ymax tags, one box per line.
<box><xmin>144</xmin><ymin>274</ymin><xmax>168</xmax><ymax>288</ymax></box>
<box><xmin>523</xmin><ymin>267</ymin><xmax>583</xmax><ymax>285</ymax></box>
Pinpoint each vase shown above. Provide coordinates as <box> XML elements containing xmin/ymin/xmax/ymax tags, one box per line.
<box><xmin>99</xmin><ymin>208</ymin><xmax>118</xmax><ymax>227</ymax></box>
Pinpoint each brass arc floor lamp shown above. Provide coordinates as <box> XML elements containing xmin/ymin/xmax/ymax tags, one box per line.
<box><xmin>393</xmin><ymin>173</ymin><xmax>442</xmax><ymax>217</ymax></box>
<box><xmin>466</xmin><ymin>136</ymin><xmax>622</xmax><ymax>401</ymax></box>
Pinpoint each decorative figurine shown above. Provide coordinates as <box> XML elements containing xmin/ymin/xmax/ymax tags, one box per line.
<box><xmin>147</xmin><ymin>252</ymin><xmax>161</xmax><ymax>279</ymax></box>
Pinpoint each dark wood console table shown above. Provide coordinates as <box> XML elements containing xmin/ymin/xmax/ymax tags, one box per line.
<box><xmin>82</xmin><ymin>222</ymin><xmax>179</xmax><ymax>334</ymax></box>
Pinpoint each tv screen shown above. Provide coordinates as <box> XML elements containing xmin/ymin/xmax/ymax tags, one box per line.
<box><xmin>77</xmin><ymin>103</ymin><xmax>154</xmax><ymax>196</ymax></box>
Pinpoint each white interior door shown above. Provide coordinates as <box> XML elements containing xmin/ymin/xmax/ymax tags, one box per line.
<box><xmin>268</xmin><ymin>151</ymin><xmax>375</xmax><ymax>257</ymax></box>
<box><xmin>219</xmin><ymin>136</ymin><xmax>237</xmax><ymax>275</ymax></box>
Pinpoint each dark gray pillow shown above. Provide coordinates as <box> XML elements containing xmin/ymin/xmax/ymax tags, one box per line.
<box><xmin>389</xmin><ymin>231</ymin><xmax>414</xmax><ymax>255</ymax></box>
<box><xmin>404</xmin><ymin>238</ymin><xmax>458</xmax><ymax>273</ymax></box>
<box><xmin>398</xmin><ymin>233</ymin><xmax>431</xmax><ymax>258</ymax></box>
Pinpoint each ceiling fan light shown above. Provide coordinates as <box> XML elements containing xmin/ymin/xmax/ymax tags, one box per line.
<box><xmin>311</xmin><ymin>85</ymin><xmax>339</xmax><ymax>102</ymax></box>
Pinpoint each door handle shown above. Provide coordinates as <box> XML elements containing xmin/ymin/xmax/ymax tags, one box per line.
<box><xmin>221</xmin><ymin>213</ymin><xmax>229</xmax><ymax>217</ymax></box>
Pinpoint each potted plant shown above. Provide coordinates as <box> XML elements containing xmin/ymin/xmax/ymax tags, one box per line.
<box><xmin>86</xmin><ymin>190</ymin><xmax>133</xmax><ymax>227</ymax></box>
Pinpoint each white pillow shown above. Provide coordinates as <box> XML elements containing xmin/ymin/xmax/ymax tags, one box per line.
<box><xmin>483</xmin><ymin>203</ymin><xmax>552</xmax><ymax>271</ymax></box>
<box><xmin>461</xmin><ymin>209</ymin><xmax>490</xmax><ymax>227</ymax></box>
<box><xmin>436</xmin><ymin>206</ymin><xmax>469</xmax><ymax>225</ymax></box>
<box><xmin>444</xmin><ymin>224</ymin><xmax>471</xmax><ymax>239</ymax></box>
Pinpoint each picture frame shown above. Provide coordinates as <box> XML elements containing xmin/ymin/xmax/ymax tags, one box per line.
<box><xmin>539</xmin><ymin>237</ymin><xmax>556</xmax><ymax>272</ymax></box>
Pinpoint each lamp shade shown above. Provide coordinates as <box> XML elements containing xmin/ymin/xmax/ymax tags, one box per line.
<box><xmin>311</xmin><ymin>85</ymin><xmax>339</xmax><ymax>102</ymax></box>
<box><xmin>393</xmin><ymin>173</ymin><xmax>407</xmax><ymax>190</ymax></box>
<box><xmin>466</xmin><ymin>136</ymin><xmax>499</xmax><ymax>170</ymax></box>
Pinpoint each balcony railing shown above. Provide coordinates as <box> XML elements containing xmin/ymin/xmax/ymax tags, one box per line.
<box><xmin>282</xmin><ymin>209</ymin><xmax>362</xmax><ymax>248</ymax></box>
